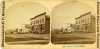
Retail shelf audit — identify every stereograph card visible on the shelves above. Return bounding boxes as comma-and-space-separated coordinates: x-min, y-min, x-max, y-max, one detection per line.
0, 0, 100, 49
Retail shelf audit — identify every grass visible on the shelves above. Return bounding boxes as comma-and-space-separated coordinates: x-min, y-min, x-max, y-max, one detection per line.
5, 37, 48, 42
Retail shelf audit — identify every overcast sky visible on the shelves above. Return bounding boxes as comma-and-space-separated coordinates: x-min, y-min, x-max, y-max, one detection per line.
5, 0, 96, 30
51, 1, 94, 29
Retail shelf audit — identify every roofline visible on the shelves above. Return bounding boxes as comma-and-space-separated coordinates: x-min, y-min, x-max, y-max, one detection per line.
30, 12, 46, 20
75, 11, 91, 19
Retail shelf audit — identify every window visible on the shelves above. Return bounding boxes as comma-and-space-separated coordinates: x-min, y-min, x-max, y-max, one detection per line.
42, 18, 45, 23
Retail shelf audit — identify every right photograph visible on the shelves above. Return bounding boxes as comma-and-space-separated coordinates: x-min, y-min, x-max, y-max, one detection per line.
51, 0, 96, 44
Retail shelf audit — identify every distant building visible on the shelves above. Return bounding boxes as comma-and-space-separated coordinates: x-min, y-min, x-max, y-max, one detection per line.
63, 24, 76, 32
16, 25, 30, 34
75, 12, 96, 33
30, 12, 50, 34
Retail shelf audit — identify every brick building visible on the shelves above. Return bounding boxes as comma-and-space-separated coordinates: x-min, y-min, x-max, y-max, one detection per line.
75, 12, 96, 33
30, 12, 50, 34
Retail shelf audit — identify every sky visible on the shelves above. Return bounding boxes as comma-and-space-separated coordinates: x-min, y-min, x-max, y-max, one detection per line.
5, 0, 96, 30
51, 1, 94, 29
5, 1, 47, 30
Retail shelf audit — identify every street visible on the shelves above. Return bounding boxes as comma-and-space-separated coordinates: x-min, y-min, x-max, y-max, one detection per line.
5, 33, 50, 44
51, 32, 96, 44
5, 32, 96, 44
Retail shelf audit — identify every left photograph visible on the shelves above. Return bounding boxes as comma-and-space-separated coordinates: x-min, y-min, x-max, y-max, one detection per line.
4, 1, 50, 44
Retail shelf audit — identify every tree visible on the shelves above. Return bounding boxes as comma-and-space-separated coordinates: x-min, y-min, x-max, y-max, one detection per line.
24, 24, 32, 33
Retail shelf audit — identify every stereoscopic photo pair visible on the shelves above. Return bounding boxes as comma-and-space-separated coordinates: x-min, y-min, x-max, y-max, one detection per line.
2, 0, 97, 45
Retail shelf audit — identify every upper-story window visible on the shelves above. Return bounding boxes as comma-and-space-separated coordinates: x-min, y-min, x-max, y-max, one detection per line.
38, 20, 39, 24
40, 18, 42, 24
33, 20, 35, 25
81, 19, 84, 23
35, 20, 37, 24
39, 19, 41, 24
42, 18, 45, 22
76, 21, 78, 24
36, 20, 39, 24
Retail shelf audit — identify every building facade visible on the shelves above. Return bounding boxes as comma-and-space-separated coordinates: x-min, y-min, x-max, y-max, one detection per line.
16, 25, 30, 34
63, 24, 76, 32
30, 12, 50, 34
75, 12, 96, 33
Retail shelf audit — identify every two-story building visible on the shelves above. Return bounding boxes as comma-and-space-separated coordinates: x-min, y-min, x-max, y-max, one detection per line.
30, 12, 50, 34
75, 12, 96, 33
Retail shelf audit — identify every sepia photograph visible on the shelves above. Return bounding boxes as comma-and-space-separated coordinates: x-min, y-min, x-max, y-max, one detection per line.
5, 1, 50, 44
3, 0, 98, 49
51, 0, 96, 44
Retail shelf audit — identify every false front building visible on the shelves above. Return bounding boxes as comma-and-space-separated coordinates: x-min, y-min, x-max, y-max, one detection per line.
30, 12, 50, 34
75, 12, 96, 33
